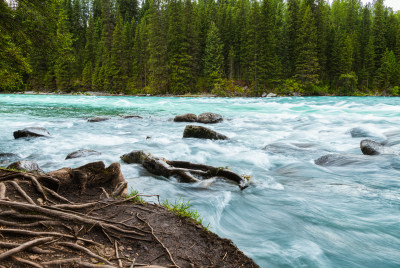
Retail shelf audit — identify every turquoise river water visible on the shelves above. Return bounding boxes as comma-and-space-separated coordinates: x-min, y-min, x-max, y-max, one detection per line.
1, 94, 400, 267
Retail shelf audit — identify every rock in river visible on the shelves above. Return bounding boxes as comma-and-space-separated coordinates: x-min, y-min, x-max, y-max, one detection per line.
183, 125, 228, 140
314, 154, 374, 167
197, 112, 223, 124
360, 139, 395, 155
65, 149, 102, 160
174, 113, 198, 122
7, 160, 44, 173
349, 127, 387, 143
87, 116, 110, 122
13, 127, 51, 139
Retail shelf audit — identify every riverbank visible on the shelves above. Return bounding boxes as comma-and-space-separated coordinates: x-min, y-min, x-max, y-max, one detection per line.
3, 89, 395, 97
0, 162, 259, 267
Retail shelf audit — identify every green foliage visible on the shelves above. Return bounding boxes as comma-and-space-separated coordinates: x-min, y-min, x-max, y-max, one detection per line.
338, 72, 358, 95
0, 0, 399, 96
125, 188, 144, 203
162, 197, 208, 229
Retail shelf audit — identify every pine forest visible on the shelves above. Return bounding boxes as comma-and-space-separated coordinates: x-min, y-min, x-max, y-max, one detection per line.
1, 0, 400, 96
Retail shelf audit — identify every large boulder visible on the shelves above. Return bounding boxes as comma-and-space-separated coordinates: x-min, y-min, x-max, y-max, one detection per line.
65, 149, 102, 160
87, 116, 110, 122
174, 113, 198, 122
7, 160, 44, 174
360, 139, 395, 155
13, 127, 51, 139
197, 113, 223, 124
183, 125, 228, 140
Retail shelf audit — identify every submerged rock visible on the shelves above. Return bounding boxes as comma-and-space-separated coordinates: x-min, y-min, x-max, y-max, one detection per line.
197, 112, 223, 124
0, 153, 20, 165
349, 127, 387, 143
7, 160, 44, 173
183, 125, 228, 140
314, 154, 374, 167
360, 139, 395, 155
87, 116, 110, 122
0, 153, 19, 160
13, 127, 51, 139
174, 113, 198, 122
65, 149, 102, 160
119, 115, 143, 119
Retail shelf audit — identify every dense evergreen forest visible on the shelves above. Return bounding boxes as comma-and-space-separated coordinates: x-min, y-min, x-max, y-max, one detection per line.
1, 0, 399, 96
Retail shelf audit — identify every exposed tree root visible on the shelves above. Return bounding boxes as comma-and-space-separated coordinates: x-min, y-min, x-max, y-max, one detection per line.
136, 213, 180, 268
120, 150, 249, 189
0, 237, 54, 261
0, 162, 258, 268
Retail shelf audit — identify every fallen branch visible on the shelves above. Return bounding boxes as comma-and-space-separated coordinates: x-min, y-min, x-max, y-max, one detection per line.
0, 236, 53, 261
120, 150, 249, 189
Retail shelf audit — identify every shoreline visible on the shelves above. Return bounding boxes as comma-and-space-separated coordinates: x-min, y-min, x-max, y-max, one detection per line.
1, 90, 394, 98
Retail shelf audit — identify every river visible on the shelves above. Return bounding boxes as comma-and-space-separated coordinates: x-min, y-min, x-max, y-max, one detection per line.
1, 94, 400, 267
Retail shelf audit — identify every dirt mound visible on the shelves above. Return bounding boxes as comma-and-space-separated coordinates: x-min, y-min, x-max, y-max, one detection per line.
0, 162, 258, 267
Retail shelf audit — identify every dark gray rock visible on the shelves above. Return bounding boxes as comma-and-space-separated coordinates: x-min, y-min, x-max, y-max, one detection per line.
65, 149, 102, 160
360, 139, 395, 155
197, 113, 223, 124
0, 153, 20, 165
349, 127, 387, 143
87, 116, 110, 122
7, 160, 43, 173
314, 154, 374, 167
13, 127, 50, 139
174, 113, 198, 122
183, 125, 228, 140
119, 115, 143, 119
0, 153, 19, 159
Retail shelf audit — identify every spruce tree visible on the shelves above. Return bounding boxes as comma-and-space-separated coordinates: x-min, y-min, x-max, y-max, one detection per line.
147, 0, 168, 94
204, 22, 224, 92
54, 10, 76, 91
295, 5, 320, 88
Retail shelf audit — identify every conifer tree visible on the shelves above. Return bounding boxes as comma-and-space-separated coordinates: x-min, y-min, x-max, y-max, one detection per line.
295, 5, 320, 87
147, 0, 168, 94
54, 10, 76, 91
109, 11, 127, 92
204, 22, 224, 92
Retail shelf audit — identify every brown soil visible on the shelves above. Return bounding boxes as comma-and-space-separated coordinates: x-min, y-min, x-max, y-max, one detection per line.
0, 163, 259, 268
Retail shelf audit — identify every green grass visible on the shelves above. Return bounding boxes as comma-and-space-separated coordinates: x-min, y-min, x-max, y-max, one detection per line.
162, 197, 209, 230
124, 188, 144, 203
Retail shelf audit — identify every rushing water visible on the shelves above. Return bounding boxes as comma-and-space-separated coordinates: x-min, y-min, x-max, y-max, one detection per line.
1, 94, 400, 267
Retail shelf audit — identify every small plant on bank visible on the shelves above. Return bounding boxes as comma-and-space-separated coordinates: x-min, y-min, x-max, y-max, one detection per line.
125, 188, 144, 203
162, 197, 209, 230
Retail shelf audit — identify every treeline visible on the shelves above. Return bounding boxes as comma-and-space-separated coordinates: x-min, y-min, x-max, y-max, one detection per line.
1, 0, 400, 96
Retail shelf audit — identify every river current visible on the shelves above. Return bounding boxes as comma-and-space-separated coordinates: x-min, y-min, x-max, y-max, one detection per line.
0, 94, 399, 267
